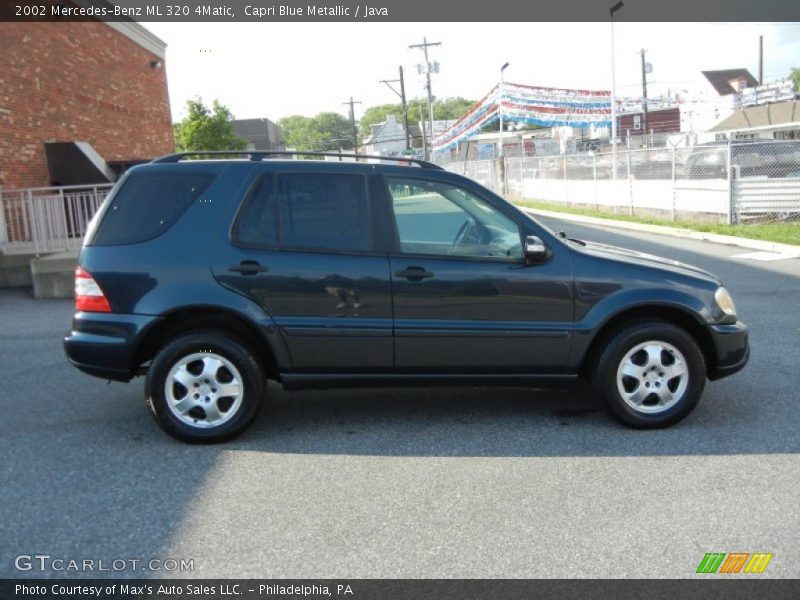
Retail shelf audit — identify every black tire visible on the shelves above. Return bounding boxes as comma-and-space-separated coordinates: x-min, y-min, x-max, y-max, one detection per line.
590, 319, 706, 429
145, 331, 265, 443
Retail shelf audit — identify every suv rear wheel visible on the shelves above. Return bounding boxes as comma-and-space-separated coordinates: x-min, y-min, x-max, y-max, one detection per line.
146, 332, 264, 443
591, 320, 706, 428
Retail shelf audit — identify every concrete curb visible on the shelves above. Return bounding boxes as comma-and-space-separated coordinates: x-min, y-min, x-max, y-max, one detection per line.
519, 207, 800, 256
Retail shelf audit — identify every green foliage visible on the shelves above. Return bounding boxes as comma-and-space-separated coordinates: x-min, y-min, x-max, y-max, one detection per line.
360, 103, 402, 137
432, 97, 478, 120
790, 67, 800, 91
279, 112, 355, 152
173, 98, 247, 152
360, 97, 476, 138
274, 98, 475, 153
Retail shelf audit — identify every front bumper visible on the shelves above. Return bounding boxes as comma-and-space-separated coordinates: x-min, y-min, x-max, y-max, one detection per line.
707, 320, 749, 381
64, 312, 162, 382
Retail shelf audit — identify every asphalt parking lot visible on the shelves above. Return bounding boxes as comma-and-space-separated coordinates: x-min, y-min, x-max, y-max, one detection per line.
1, 217, 799, 579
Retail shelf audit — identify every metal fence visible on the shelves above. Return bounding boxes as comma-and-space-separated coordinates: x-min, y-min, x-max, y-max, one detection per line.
440, 140, 800, 224
0, 184, 113, 255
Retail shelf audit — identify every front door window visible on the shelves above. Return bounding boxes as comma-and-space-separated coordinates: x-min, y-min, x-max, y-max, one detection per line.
386, 178, 523, 260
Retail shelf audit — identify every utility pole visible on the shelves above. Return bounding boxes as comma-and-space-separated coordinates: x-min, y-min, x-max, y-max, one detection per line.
398, 66, 410, 150
343, 97, 362, 155
499, 62, 510, 158
609, 1, 624, 179
758, 35, 763, 85
418, 104, 428, 159
410, 37, 441, 159
380, 66, 411, 150
640, 49, 649, 147
498, 62, 510, 198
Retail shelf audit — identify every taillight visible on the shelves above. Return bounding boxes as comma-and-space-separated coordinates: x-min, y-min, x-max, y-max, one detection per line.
75, 267, 112, 313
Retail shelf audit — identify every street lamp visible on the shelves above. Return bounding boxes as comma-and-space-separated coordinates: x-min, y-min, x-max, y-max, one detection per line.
609, 1, 624, 179
499, 62, 510, 158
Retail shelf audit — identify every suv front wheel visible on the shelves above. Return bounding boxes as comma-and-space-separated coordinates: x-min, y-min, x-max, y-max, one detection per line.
591, 320, 706, 428
146, 332, 265, 443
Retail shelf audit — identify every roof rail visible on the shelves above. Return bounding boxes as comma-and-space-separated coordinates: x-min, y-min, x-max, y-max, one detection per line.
151, 150, 443, 170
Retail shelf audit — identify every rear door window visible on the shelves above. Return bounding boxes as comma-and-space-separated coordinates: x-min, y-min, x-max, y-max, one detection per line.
92, 171, 214, 246
278, 173, 370, 252
233, 172, 371, 253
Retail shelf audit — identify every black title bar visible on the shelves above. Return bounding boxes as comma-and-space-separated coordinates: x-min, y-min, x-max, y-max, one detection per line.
4, 579, 800, 600
2, 0, 800, 22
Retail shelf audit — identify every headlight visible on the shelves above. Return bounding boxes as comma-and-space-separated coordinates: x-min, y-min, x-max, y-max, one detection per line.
715, 286, 737, 317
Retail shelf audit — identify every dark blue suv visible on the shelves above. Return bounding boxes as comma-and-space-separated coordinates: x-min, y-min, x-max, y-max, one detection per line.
64, 152, 749, 442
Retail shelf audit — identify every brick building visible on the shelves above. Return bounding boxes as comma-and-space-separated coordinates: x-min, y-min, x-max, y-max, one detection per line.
0, 19, 173, 190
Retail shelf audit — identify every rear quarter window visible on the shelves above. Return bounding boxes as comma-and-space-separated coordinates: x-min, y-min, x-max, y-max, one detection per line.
91, 171, 214, 246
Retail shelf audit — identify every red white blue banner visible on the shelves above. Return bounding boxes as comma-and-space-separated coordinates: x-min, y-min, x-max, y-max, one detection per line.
431, 82, 612, 153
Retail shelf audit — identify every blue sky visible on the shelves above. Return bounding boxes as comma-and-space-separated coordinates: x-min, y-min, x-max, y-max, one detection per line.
143, 22, 800, 122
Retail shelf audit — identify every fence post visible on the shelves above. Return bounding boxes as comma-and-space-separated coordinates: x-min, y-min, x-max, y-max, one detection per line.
627, 151, 633, 216
28, 189, 40, 257
499, 156, 507, 197
58, 187, 72, 250
670, 147, 677, 221
726, 136, 735, 225
536, 157, 542, 201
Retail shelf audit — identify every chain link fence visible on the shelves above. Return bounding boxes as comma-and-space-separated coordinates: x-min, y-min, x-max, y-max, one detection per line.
440, 140, 800, 225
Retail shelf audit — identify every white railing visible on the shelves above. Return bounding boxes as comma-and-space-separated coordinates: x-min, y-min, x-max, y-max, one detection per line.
0, 184, 113, 255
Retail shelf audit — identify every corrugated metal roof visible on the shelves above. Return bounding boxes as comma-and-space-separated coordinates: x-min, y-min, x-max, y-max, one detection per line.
710, 100, 800, 132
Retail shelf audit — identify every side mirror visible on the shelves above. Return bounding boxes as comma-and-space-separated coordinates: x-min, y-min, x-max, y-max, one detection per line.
524, 235, 548, 260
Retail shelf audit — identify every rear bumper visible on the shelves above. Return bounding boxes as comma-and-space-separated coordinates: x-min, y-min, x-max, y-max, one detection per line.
64, 312, 162, 382
707, 321, 749, 381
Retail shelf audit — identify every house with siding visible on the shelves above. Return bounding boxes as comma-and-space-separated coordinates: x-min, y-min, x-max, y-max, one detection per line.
362, 115, 409, 156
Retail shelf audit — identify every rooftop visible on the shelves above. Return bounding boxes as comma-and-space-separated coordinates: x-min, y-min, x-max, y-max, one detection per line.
701, 69, 759, 96
710, 100, 800, 133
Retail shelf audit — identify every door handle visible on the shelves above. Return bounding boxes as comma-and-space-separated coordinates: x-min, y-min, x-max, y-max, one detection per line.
228, 261, 268, 275
395, 266, 434, 281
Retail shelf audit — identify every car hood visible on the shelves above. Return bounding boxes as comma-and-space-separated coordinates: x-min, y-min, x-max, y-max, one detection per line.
575, 239, 721, 285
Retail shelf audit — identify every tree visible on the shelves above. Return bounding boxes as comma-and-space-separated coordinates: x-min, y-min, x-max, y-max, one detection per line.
359, 103, 404, 137
279, 112, 354, 151
173, 98, 247, 152
432, 97, 478, 120
360, 97, 476, 139
790, 68, 800, 91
